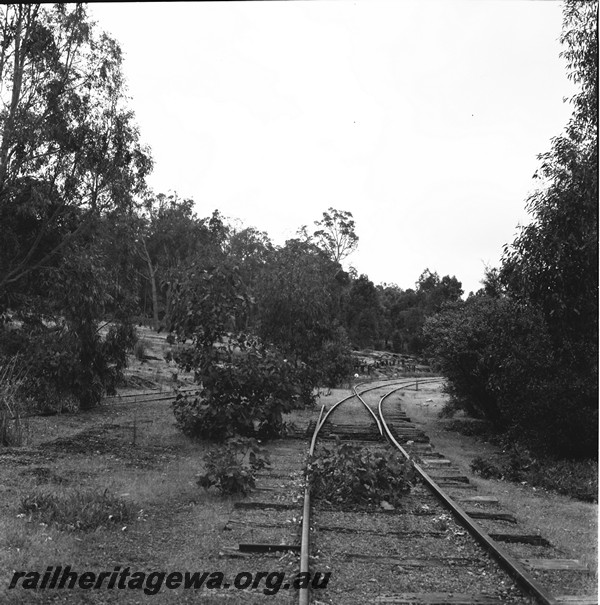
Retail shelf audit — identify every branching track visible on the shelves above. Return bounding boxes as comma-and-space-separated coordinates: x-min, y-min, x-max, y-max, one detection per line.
299, 379, 595, 605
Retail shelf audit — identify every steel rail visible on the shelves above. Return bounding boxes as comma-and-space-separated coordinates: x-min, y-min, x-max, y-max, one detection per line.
377, 386, 558, 605
103, 386, 196, 401
299, 404, 325, 605
351, 376, 442, 437
12, 388, 198, 421
299, 378, 440, 605
316, 377, 435, 437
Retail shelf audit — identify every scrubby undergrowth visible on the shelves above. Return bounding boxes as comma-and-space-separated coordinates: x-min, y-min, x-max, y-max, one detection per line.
470, 449, 597, 503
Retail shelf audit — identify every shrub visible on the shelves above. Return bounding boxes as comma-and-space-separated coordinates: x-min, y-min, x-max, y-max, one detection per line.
470, 456, 503, 480
0, 321, 135, 413
424, 295, 598, 458
19, 488, 134, 531
197, 438, 270, 496
526, 458, 597, 503
314, 328, 354, 389
169, 261, 315, 439
172, 335, 310, 440
308, 440, 417, 507
470, 449, 598, 502
471, 447, 534, 482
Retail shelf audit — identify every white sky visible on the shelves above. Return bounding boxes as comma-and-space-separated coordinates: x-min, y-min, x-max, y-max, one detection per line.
91, 1, 576, 295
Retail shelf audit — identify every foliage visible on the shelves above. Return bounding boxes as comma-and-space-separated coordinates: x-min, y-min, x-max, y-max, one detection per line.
426, 3, 597, 458
311, 207, 359, 263
470, 449, 597, 503
345, 274, 382, 348
308, 440, 417, 507
254, 238, 353, 391
377, 271, 462, 354
19, 488, 134, 531
50, 244, 137, 409
196, 438, 270, 496
169, 259, 250, 347
314, 327, 354, 388
255, 239, 344, 361
500, 1, 598, 451
525, 457, 597, 503
0, 5, 147, 412
227, 226, 273, 290
0, 317, 135, 413
0, 4, 151, 301
424, 296, 548, 426
424, 294, 597, 456
172, 335, 309, 440
169, 256, 315, 441
416, 270, 463, 313
135, 194, 222, 329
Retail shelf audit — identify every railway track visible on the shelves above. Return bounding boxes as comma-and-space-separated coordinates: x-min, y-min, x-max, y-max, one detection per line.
297, 379, 596, 605
136, 378, 595, 603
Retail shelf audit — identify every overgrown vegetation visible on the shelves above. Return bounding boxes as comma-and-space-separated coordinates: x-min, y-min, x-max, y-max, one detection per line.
470, 449, 597, 503
0, 319, 136, 414
172, 335, 309, 440
196, 438, 270, 496
425, 1, 598, 459
19, 488, 134, 532
308, 441, 417, 507
167, 260, 315, 440
0, 4, 147, 414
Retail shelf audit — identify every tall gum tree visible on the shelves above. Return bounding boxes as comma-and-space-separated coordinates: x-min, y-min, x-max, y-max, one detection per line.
0, 4, 152, 305
501, 0, 598, 374
312, 207, 359, 264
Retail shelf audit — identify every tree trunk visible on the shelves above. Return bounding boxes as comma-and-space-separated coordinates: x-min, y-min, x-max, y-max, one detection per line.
141, 237, 160, 331
163, 281, 173, 331
0, 6, 24, 192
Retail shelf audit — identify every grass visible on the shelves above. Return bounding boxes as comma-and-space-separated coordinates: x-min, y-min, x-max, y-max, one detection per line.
0, 328, 307, 604
19, 487, 134, 532
0, 398, 237, 603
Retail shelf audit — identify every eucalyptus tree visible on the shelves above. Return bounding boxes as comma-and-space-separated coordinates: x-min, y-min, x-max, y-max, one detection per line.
0, 4, 151, 410
500, 0, 598, 451
312, 207, 359, 264
135, 193, 222, 330
426, 1, 598, 457
0, 3, 152, 304
502, 0, 598, 356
